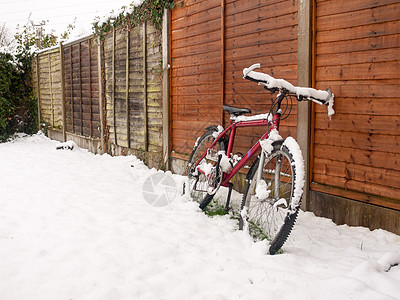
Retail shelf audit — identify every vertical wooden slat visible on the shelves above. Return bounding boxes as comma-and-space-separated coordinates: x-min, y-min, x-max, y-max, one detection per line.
97, 37, 105, 154
88, 39, 93, 137
70, 46, 74, 133
126, 30, 131, 149
163, 8, 171, 169
35, 55, 41, 129
48, 53, 54, 128
143, 22, 148, 151
79, 42, 83, 136
297, 0, 313, 211
220, 0, 225, 126
112, 27, 117, 145
60, 42, 67, 141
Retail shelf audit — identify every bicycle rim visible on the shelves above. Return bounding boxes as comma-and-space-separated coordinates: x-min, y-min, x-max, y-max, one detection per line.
241, 145, 299, 254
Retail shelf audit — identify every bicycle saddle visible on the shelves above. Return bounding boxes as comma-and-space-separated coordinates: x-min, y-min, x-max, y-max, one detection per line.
223, 105, 251, 117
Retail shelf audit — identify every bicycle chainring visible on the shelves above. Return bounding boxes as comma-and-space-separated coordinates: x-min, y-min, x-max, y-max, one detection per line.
207, 166, 223, 195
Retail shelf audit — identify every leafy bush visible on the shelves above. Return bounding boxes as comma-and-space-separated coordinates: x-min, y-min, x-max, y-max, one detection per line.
0, 20, 63, 142
0, 51, 37, 142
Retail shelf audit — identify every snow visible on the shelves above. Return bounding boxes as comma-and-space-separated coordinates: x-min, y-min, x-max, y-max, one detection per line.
1, 134, 400, 299
212, 125, 224, 139
218, 151, 233, 172
282, 137, 305, 211
259, 129, 282, 155
233, 113, 273, 122
243, 64, 335, 118
95, 0, 146, 28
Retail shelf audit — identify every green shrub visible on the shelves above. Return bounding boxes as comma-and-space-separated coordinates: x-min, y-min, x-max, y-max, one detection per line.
0, 52, 37, 142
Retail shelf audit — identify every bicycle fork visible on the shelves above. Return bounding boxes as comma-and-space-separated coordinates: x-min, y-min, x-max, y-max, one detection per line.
256, 149, 282, 201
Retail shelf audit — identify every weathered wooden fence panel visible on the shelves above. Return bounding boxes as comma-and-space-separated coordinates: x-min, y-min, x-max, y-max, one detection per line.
170, 0, 298, 158
64, 37, 101, 139
104, 24, 163, 155
311, 0, 400, 209
170, 0, 222, 156
33, 49, 63, 131
33, 24, 163, 163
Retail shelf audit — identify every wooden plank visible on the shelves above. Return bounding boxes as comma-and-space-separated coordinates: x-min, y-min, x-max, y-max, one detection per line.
316, 61, 400, 81
172, 4, 221, 30
36, 56, 41, 128
60, 43, 66, 141
171, 0, 220, 21
310, 182, 400, 211
225, 1, 297, 29
316, 19, 400, 44
172, 50, 221, 69
317, 2, 400, 32
48, 53, 54, 128
126, 30, 131, 149
314, 97, 400, 116
172, 38, 220, 59
112, 27, 117, 145
314, 80, 400, 98
171, 18, 220, 41
316, 47, 400, 67
225, 26, 298, 50
70, 46, 74, 133
314, 144, 400, 171
79, 43, 83, 135
316, 33, 400, 55
314, 129, 400, 154
171, 28, 220, 51
313, 158, 400, 189
315, 113, 400, 135
143, 22, 148, 151
88, 39, 93, 137
317, 0, 400, 17
221, 0, 225, 126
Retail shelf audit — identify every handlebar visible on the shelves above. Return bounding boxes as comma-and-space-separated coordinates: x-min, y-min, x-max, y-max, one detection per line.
243, 63, 334, 107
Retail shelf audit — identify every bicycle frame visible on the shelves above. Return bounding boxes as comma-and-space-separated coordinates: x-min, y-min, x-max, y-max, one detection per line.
194, 93, 285, 188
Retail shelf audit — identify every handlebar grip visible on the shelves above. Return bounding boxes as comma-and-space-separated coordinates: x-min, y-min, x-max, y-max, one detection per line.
243, 63, 261, 78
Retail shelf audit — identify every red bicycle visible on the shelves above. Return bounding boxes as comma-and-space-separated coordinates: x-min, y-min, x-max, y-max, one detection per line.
185, 63, 334, 254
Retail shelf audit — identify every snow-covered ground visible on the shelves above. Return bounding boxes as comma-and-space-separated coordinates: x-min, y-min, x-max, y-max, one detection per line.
0, 134, 399, 300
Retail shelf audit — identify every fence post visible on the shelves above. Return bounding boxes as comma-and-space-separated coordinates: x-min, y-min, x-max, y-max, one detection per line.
220, 0, 225, 126
48, 52, 54, 128
126, 30, 131, 149
69, 45, 74, 133
112, 27, 117, 146
162, 8, 170, 169
97, 36, 105, 154
60, 42, 67, 142
78, 42, 83, 136
88, 39, 93, 137
143, 22, 148, 152
35, 55, 41, 130
297, 0, 313, 211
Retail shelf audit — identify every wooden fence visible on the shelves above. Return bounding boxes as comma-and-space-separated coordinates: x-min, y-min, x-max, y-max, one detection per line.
168, 0, 400, 234
170, 0, 298, 158
32, 4, 400, 234
32, 23, 165, 167
32, 48, 64, 132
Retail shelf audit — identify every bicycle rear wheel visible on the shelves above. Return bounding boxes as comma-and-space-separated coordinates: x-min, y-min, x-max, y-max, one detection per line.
186, 127, 226, 204
240, 138, 304, 255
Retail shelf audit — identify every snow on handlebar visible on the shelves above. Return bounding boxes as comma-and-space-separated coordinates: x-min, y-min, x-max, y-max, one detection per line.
243, 63, 335, 119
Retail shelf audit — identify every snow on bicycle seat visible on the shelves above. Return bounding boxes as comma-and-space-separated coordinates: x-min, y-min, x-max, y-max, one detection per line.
223, 105, 251, 117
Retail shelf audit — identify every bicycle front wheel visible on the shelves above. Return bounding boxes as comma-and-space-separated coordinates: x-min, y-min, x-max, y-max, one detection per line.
240, 137, 304, 255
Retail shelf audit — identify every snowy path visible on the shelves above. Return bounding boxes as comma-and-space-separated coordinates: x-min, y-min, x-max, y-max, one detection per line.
0, 134, 399, 300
